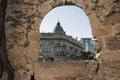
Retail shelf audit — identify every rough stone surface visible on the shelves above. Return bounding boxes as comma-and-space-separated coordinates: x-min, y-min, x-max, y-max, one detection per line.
101, 52, 120, 69
0, 0, 119, 80
106, 35, 120, 51
34, 61, 98, 80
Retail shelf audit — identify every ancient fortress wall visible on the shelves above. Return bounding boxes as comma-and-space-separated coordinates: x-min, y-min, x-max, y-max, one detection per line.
0, 0, 120, 80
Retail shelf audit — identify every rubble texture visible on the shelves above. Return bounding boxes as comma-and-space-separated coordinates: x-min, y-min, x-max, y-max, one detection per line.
0, 0, 120, 80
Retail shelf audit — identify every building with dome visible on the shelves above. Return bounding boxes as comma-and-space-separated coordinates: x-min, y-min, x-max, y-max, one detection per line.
39, 21, 83, 61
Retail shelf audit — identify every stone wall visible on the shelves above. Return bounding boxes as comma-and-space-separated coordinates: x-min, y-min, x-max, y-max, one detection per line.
34, 61, 98, 80
0, 0, 120, 80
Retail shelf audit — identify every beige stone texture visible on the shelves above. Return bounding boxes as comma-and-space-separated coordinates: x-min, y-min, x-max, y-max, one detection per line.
115, 23, 120, 35
0, 0, 119, 80
34, 61, 98, 80
106, 35, 120, 51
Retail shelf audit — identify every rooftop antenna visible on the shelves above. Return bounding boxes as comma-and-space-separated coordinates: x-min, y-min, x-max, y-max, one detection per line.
65, 0, 67, 3
58, 17, 60, 22
65, 0, 68, 5
57, 17, 60, 25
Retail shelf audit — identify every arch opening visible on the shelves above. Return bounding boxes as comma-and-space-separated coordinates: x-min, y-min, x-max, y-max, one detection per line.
39, 5, 95, 62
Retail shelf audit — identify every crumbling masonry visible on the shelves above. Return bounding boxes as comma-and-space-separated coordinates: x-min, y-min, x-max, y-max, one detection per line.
0, 0, 120, 80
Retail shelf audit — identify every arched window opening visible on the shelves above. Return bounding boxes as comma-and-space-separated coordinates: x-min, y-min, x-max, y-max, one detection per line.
39, 5, 95, 62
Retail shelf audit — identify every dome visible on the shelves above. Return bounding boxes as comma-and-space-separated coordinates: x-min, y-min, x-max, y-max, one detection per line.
54, 21, 65, 33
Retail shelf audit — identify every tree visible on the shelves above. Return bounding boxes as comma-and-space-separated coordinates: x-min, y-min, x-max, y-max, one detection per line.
75, 50, 94, 60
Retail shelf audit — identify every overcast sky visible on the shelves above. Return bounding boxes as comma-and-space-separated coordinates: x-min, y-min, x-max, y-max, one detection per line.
39, 5, 93, 40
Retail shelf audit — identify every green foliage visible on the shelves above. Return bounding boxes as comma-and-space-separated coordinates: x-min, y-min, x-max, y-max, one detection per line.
38, 54, 54, 61
39, 50, 94, 62
75, 50, 94, 60
38, 55, 46, 61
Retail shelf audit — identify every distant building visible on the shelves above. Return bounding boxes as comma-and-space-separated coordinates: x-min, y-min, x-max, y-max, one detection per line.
80, 38, 95, 56
39, 21, 83, 61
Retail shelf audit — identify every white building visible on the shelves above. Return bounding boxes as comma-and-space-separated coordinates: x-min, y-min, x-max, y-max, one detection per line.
80, 38, 95, 56
40, 21, 83, 61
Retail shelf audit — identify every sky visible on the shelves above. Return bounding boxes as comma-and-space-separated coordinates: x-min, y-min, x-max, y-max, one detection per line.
39, 5, 93, 40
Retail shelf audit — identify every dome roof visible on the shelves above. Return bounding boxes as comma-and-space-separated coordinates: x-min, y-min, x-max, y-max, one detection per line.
54, 21, 65, 33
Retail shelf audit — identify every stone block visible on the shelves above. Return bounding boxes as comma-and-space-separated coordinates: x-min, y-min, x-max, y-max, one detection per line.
94, 37, 103, 53
89, 13, 100, 28
93, 24, 113, 37
106, 13, 120, 25
106, 35, 120, 51
96, 64, 120, 80
28, 30, 39, 42
25, 42, 39, 62
34, 61, 98, 80
115, 23, 120, 35
101, 52, 120, 69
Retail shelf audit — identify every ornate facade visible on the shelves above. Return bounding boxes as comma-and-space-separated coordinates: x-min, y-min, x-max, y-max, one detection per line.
40, 21, 83, 61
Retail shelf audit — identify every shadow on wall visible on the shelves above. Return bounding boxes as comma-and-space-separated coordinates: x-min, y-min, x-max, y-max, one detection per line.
0, 0, 14, 80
